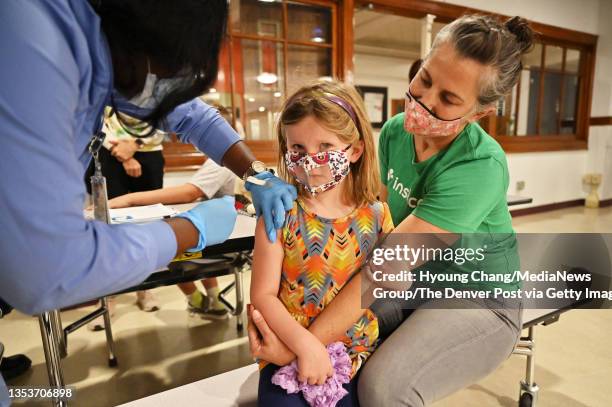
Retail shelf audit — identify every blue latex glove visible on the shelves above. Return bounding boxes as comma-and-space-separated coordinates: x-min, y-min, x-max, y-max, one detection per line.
176, 196, 237, 252
244, 171, 297, 243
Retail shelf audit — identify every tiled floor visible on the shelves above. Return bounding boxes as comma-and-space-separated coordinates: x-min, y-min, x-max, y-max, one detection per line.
2, 205, 611, 406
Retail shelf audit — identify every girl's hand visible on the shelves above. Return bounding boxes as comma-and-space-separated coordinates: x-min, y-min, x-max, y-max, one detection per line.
296, 336, 333, 385
247, 305, 295, 366
123, 158, 142, 178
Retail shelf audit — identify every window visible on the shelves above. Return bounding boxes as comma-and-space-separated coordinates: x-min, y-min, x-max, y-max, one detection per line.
491, 43, 583, 138
352, 0, 597, 153
165, 0, 598, 170
165, 0, 338, 170
229, 0, 334, 146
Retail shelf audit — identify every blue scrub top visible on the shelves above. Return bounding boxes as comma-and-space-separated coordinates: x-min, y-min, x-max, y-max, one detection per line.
0, 1, 240, 402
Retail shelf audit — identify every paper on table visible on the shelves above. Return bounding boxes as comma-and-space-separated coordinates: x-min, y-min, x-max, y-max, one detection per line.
108, 204, 178, 224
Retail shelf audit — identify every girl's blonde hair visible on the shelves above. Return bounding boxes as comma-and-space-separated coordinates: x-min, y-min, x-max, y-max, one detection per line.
277, 80, 380, 207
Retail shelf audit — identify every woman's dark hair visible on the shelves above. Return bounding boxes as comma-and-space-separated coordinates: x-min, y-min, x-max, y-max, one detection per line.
430, 15, 535, 108
91, 0, 228, 132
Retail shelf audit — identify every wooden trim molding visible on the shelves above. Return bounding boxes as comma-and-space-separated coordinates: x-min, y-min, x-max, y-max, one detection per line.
494, 135, 588, 153
600, 198, 612, 208
511, 198, 612, 216
163, 139, 280, 171
162, 141, 205, 172
510, 199, 584, 216
244, 140, 279, 166
339, 0, 355, 80
590, 116, 612, 126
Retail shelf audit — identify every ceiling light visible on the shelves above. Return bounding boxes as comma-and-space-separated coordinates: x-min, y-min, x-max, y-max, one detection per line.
310, 27, 325, 43
256, 72, 278, 85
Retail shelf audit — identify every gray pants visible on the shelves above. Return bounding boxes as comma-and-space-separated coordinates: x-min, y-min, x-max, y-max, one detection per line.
358, 298, 522, 406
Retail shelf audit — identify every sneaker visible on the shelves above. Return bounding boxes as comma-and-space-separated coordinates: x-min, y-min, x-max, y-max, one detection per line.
188, 294, 229, 320
136, 290, 160, 312
1, 354, 32, 381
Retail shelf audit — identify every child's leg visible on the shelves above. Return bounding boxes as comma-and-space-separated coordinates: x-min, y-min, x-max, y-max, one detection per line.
136, 290, 159, 312
178, 281, 228, 319
201, 278, 225, 310
258, 364, 360, 407
177, 282, 197, 295
201, 278, 217, 289
338, 374, 360, 407
258, 364, 309, 407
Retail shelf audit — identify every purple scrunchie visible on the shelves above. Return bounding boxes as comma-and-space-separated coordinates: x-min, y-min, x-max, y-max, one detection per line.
271, 342, 352, 407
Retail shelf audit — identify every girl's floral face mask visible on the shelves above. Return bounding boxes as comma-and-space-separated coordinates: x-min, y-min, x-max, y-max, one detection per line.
285, 145, 351, 195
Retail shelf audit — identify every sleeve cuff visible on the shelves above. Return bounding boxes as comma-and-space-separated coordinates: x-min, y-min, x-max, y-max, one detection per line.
411, 209, 466, 233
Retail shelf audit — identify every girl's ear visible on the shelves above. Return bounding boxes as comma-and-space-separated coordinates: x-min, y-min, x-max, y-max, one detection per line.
349, 140, 365, 163
469, 105, 496, 123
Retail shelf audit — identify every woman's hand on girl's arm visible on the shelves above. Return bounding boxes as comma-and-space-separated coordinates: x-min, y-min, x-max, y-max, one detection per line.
247, 304, 332, 384
249, 302, 332, 385
247, 304, 296, 366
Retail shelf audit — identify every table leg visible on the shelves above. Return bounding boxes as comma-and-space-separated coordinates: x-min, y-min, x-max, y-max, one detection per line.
234, 265, 245, 331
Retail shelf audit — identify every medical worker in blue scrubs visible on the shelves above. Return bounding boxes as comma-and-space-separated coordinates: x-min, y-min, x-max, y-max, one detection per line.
0, 1, 296, 403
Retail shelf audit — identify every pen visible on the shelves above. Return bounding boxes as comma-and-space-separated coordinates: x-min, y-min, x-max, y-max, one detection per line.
111, 215, 134, 222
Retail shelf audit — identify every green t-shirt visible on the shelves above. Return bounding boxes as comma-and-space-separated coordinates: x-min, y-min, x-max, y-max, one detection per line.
379, 113, 519, 292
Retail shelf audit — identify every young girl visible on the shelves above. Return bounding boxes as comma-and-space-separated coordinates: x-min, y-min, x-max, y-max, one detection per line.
250, 81, 394, 406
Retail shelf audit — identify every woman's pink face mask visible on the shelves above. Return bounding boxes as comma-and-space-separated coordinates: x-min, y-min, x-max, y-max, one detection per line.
403, 89, 469, 137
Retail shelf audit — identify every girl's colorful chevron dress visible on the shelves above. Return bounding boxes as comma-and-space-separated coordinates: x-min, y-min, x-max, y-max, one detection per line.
279, 198, 394, 376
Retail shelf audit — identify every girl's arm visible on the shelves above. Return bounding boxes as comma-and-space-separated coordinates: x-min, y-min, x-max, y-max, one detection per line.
251, 217, 332, 384
250, 218, 322, 355
108, 184, 204, 208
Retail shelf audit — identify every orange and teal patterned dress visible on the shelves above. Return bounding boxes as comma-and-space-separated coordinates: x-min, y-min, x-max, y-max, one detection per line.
279, 198, 394, 377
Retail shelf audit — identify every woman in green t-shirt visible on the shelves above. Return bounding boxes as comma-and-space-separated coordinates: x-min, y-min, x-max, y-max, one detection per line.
247, 14, 534, 407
